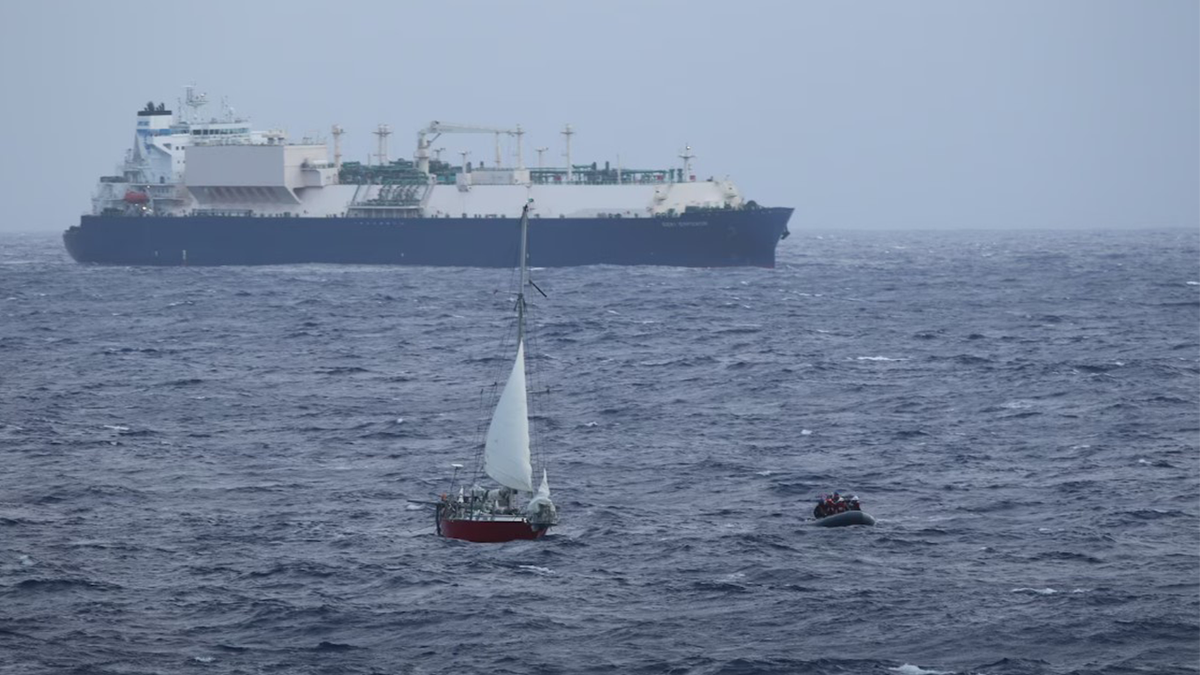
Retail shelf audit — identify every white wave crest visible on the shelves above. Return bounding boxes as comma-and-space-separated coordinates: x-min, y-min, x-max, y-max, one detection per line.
1012, 587, 1058, 595
890, 665, 954, 675
1001, 399, 1035, 410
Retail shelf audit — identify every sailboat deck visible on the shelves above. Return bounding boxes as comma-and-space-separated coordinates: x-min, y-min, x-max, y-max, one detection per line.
445, 512, 531, 523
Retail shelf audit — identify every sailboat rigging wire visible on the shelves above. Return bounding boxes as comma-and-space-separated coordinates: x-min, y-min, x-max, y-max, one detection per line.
468, 224, 526, 486
470, 382, 496, 482
523, 291, 552, 481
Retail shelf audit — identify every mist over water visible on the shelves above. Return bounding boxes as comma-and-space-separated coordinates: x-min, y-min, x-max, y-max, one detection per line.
1, 229, 1198, 674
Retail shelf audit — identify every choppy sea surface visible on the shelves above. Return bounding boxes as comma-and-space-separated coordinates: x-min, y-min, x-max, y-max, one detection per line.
1, 228, 1198, 675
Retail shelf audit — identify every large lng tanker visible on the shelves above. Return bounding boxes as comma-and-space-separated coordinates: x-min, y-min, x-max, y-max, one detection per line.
64, 88, 792, 267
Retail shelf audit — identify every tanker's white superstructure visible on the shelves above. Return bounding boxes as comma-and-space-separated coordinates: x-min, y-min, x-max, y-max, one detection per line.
91, 89, 747, 220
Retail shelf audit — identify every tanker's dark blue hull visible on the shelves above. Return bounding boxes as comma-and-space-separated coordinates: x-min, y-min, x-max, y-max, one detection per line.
63, 208, 792, 267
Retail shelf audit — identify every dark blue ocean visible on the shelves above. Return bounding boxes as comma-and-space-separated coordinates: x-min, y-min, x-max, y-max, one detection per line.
1, 228, 1197, 675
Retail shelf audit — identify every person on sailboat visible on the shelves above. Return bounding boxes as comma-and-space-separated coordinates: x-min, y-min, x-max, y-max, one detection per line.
492, 487, 517, 514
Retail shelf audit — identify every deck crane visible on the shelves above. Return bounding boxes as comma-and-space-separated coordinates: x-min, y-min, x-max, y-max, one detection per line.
416, 121, 524, 175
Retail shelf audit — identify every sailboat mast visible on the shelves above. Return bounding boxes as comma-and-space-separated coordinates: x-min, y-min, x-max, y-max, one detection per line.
517, 202, 529, 346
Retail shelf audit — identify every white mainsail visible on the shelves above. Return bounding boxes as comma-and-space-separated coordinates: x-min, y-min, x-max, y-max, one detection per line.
484, 340, 534, 492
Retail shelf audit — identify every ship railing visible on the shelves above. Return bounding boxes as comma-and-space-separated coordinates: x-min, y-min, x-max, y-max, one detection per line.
193, 208, 255, 217
345, 203, 423, 217
528, 168, 685, 186
146, 186, 186, 200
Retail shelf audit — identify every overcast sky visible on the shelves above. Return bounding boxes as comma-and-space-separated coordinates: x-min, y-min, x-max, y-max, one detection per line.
0, 0, 1195, 233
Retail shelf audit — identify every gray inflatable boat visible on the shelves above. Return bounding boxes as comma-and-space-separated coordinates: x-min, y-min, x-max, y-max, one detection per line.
812, 510, 876, 527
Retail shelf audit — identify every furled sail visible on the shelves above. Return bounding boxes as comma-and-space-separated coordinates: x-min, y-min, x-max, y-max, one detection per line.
526, 469, 554, 517
484, 340, 533, 492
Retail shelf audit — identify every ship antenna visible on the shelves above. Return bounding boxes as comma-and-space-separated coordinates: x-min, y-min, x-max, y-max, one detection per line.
515, 124, 525, 170
332, 125, 345, 171
679, 144, 695, 182
373, 124, 392, 166
561, 124, 574, 182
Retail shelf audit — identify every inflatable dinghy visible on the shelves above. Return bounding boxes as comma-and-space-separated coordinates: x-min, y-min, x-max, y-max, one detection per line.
813, 510, 876, 527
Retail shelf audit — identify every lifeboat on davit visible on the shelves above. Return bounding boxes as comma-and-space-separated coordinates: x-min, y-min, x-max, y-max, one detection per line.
123, 190, 149, 204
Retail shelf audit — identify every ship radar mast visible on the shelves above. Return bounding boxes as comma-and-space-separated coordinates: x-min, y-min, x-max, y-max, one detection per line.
182, 85, 208, 124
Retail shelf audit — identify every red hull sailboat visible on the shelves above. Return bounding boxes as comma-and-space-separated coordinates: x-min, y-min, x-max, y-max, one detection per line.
436, 201, 558, 542
438, 515, 551, 543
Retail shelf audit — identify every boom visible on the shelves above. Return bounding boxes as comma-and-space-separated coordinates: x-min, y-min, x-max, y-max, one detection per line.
416, 121, 524, 174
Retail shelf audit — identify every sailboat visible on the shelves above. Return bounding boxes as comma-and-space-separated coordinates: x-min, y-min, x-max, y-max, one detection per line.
436, 201, 559, 542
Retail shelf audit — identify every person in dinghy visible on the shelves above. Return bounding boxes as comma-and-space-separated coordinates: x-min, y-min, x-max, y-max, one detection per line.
812, 491, 876, 527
